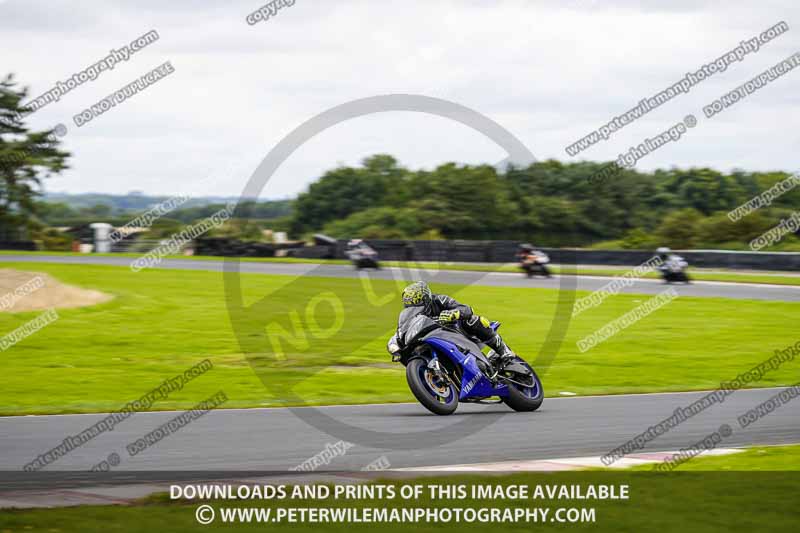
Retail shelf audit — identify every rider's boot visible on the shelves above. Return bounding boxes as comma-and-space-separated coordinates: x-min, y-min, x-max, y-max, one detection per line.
487, 334, 515, 367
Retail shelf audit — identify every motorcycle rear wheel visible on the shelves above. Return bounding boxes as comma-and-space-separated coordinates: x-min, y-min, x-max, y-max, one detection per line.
406, 358, 458, 415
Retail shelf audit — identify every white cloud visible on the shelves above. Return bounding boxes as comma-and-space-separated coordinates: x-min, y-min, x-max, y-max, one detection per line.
1, 0, 798, 198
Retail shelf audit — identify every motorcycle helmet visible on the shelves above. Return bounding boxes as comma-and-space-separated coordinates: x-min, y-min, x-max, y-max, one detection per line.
402, 281, 432, 308
656, 246, 671, 260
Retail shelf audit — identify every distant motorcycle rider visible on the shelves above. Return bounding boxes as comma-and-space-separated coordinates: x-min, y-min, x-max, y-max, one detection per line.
656, 247, 686, 267
400, 281, 516, 363
516, 243, 551, 278
655, 247, 690, 283
345, 239, 380, 269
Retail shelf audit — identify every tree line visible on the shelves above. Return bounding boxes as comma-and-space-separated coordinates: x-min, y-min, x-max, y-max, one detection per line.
289, 155, 800, 250
4, 71, 798, 251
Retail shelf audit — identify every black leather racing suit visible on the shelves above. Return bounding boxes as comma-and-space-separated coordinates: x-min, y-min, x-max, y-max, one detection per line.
423, 294, 512, 357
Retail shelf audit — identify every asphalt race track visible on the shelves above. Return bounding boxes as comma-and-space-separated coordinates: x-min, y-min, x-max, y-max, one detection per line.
0, 255, 798, 492
1, 388, 798, 475
1, 254, 799, 301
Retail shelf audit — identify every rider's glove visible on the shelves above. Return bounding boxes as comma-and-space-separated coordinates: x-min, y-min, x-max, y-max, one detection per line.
437, 309, 460, 323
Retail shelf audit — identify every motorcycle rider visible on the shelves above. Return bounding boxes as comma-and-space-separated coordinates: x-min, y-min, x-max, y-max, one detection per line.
400, 281, 516, 364
655, 247, 690, 283
515, 243, 535, 262
516, 243, 551, 278
345, 239, 380, 269
347, 238, 369, 252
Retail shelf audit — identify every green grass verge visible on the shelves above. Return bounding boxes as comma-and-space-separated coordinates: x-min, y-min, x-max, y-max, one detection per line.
620, 444, 800, 471
0, 261, 798, 415
1, 471, 797, 532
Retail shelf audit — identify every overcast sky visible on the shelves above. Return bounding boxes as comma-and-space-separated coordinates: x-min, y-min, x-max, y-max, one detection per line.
1, 0, 798, 199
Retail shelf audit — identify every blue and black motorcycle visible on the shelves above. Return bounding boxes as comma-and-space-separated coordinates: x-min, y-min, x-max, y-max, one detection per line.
387, 307, 543, 415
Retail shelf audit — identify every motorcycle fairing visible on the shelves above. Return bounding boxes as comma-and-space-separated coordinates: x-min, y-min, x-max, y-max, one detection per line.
422, 336, 510, 399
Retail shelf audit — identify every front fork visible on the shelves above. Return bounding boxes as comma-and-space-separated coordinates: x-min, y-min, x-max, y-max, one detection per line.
426, 356, 446, 381
426, 356, 460, 393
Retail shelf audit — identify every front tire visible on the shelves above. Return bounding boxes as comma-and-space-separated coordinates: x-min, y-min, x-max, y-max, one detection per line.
502, 360, 543, 412
406, 358, 458, 415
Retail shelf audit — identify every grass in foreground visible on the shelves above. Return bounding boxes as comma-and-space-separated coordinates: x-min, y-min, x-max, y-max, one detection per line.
0, 261, 798, 415
620, 444, 800, 471
1, 470, 797, 532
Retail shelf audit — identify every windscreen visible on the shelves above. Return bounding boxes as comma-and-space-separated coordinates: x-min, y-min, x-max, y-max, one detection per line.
396, 307, 439, 347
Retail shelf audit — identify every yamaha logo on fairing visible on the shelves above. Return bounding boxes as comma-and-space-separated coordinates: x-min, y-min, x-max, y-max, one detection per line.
462, 373, 482, 395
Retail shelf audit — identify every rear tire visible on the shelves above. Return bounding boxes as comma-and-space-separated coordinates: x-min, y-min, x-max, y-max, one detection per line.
502, 361, 543, 412
406, 358, 458, 415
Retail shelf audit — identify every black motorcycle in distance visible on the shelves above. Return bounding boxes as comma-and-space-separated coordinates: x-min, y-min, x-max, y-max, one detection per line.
345, 239, 380, 269
658, 255, 691, 284
517, 244, 552, 278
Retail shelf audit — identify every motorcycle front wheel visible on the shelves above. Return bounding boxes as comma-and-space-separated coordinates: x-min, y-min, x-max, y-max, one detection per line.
502, 359, 544, 412
406, 358, 459, 415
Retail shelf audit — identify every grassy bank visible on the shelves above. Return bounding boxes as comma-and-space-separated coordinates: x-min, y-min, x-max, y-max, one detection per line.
1, 469, 797, 532
623, 444, 800, 471
0, 261, 798, 415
